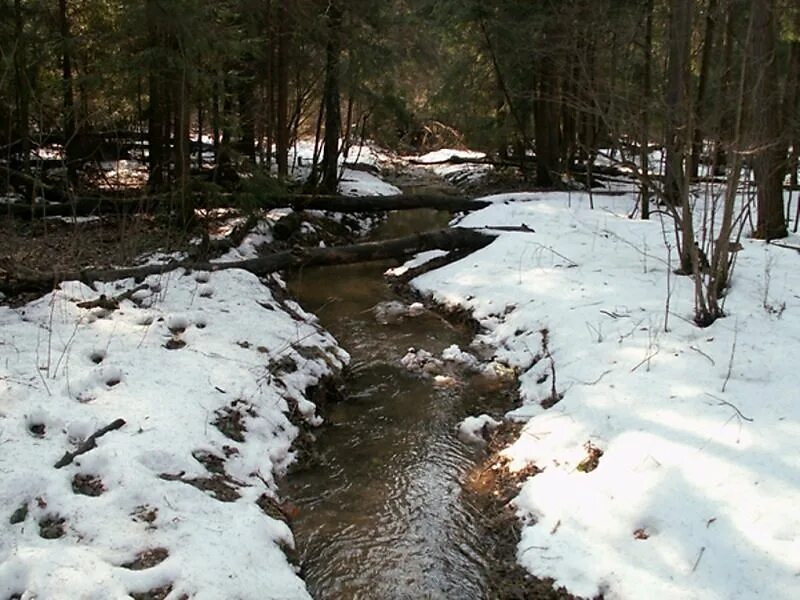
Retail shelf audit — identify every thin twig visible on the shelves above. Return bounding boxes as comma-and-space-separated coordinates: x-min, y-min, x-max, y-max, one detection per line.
76, 283, 149, 310
533, 243, 578, 268
631, 349, 660, 373
600, 309, 629, 319
721, 318, 738, 393
54, 418, 126, 468
691, 546, 706, 573
705, 393, 753, 422
665, 244, 672, 332
572, 369, 613, 386
689, 345, 715, 366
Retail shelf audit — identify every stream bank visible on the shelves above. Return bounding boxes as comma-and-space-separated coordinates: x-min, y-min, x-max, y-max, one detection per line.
282, 209, 574, 599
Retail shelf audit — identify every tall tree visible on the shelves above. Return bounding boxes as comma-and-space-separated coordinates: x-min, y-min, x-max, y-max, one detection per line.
320, 0, 343, 193
146, 0, 168, 191
59, 0, 78, 185
664, 0, 692, 208
750, 0, 787, 239
690, 0, 720, 178
275, 0, 290, 179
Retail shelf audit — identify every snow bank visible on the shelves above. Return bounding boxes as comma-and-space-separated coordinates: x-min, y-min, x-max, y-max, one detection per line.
0, 269, 348, 599
337, 169, 401, 197
410, 149, 491, 187
286, 139, 400, 196
412, 190, 800, 599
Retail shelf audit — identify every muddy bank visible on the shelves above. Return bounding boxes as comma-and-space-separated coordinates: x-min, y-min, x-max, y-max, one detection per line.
464, 423, 578, 599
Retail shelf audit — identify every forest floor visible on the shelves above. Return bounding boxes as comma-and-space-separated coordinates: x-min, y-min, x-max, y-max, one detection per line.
2, 148, 800, 599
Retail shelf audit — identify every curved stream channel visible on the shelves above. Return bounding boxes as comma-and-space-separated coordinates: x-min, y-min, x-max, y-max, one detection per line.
285, 210, 513, 599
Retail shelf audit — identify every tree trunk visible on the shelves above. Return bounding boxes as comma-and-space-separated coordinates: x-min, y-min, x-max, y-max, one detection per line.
320, 1, 343, 194
59, 0, 78, 185
664, 0, 692, 209
264, 0, 275, 169
217, 77, 234, 178
533, 51, 560, 187
238, 79, 256, 164
275, 0, 290, 178
175, 70, 192, 223
750, 0, 787, 240
690, 0, 719, 178
712, 6, 737, 175
196, 103, 204, 169
640, 0, 654, 220
146, 0, 167, 191
13, 0, 30, 174
212, 78, 221, 165
785, 13, 800, 192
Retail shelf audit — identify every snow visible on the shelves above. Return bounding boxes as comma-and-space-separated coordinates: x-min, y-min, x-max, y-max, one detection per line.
441, 344, 480, 370
413, 149, 486, 164
458, 414, 501, 445
286, 139, 401, 196
337, 169, 401, 197
95, 160, 148, 189
410, 148, 492, 187
43, 216, 103, 224
0, 268, 348, 599
412, 190, 800, 599
385, 249, 448, 277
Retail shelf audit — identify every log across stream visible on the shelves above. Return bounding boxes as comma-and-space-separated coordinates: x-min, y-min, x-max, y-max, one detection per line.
284, 210, 517, 599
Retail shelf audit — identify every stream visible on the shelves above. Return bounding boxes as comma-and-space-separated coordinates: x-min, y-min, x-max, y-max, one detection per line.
285, 210, 514, 599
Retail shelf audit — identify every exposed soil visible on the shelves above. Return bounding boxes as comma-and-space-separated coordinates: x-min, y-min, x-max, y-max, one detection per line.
130, 584, 175, 600
38, 514, 66, 539
121, 547, 170, 570
0, 213, 195, 306
72, 473, 105, 496
465, 424, 579, 600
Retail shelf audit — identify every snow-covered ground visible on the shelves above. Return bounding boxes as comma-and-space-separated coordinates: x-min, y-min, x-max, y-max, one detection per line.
0, 139, 397, 599
411, 190, 800, 599
287, 139, 402, 197
0, 269, 348, 598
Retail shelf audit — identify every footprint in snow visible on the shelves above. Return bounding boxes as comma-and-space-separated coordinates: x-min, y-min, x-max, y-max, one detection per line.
69, 366, 124, 402
166, 314, 189, 334
89, 349, 106, 364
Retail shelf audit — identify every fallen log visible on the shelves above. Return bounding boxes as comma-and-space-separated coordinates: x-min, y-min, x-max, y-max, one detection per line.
278, 193, 491, 213
1, 227, 497, 296
1, 166, 162, 218
2, 187, 489, 219
407, 155, 521, 169
1, 195, 160, 220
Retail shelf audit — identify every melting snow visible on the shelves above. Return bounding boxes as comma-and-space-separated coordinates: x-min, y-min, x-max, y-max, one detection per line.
412, 189, 800, 599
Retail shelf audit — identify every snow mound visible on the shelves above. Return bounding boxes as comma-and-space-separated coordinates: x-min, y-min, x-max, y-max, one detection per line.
458, 415, 502, 445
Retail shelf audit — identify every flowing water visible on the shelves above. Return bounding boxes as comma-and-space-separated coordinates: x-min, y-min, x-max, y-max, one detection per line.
286, 210, 510, 599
